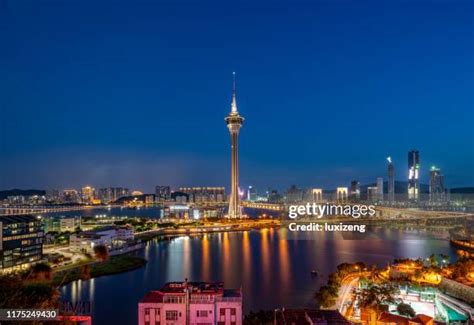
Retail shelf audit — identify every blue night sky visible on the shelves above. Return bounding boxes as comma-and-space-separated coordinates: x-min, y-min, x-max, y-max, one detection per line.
1, 0, 473, 193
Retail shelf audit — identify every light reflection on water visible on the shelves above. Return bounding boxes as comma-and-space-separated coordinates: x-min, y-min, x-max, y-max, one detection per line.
61, 227, 457, 325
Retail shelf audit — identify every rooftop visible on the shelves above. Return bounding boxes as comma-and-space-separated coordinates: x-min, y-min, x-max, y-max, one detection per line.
0, 214, 39, 224
140, 281, 241, 303
378, 312, 434, 325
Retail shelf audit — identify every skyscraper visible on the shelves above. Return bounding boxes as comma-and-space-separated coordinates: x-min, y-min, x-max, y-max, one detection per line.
247, 186, 257, 202
350, 180, 360, 200
408, 150, 420, 201
376, 177, 384, 201
225, 73, 244, 218
429, 166, 445, 202
387, 157, 395, 202
155, 186, 171, 201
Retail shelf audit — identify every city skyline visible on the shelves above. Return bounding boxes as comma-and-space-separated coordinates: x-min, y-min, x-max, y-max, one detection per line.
1, 1, 473, 191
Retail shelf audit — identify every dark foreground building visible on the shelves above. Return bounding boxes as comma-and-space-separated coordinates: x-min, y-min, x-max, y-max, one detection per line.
0, 215, 43, 273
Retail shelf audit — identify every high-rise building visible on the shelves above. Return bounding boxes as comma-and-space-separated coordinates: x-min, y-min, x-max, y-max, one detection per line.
81, 186, 95, 204
98, 187, 130, 203
0, 215, 44, 273
62, 189, 81, 204
225, 72, 244, 218
45, 189, 61, 204
387, 157, 395, 202
179, 187, 226, 203
286, 185, 304, 203
267, 189, 283, 203
155, 186, 171, 201
138, 281, 242, 325
350, 180, 360, 200
247, 186, 257, 202
336, 187, 348, 202
367, 186, 378, 202
429, 166, 445, 202
408, 150, 420, 201
376, 177, 384, 201
312, 188, 323, 202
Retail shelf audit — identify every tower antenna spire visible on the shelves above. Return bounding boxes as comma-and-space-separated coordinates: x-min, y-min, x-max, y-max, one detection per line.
231, 71, 237, 113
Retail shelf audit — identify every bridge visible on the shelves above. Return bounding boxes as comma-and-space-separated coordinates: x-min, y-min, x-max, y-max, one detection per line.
0, 205, 121, 216
241, 201, 473, 221
241, 201, 285, 211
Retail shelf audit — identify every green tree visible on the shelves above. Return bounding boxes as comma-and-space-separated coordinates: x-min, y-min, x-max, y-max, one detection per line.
396, 302, 416, 318
0, 274, 59, 309
93, 244, 109, 262
316, 285, 338, 308
27, 262, 52, 282
354, 282, 399, 317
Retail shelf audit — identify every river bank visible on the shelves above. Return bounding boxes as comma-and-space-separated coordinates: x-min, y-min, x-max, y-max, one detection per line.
53, 255, 147, 286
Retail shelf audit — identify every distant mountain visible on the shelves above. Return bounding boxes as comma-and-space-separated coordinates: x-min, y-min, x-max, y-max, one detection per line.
0, 189, 46, 200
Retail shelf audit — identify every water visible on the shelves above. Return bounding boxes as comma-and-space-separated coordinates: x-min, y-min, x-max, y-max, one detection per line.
43, 206, 164, 219
61, 226, 457, 325
42, 206, 280, 219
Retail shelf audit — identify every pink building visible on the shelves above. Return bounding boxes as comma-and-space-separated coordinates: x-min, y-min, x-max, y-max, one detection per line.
138, 281, 242, 325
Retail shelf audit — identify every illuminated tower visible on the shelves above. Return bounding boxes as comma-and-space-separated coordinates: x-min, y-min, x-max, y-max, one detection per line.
225, 72, 244, 218
387, 157, 395, 202
408, 150, 420, 201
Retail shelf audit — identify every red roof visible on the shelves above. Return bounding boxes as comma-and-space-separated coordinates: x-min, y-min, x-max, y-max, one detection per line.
140, 291, 164, 303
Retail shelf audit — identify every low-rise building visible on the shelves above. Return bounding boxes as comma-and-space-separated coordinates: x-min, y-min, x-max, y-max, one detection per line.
138, 281, 242, 325
69, 225, 135, 253
60, 216, 81, 232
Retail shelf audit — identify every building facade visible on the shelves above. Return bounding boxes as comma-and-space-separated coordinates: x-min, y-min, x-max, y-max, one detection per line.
376, 177, 384, 201
98, 187, 130, 204
138, 281, 242, 325
0, 215, 44, 273
429, 166, 445, 202
336, 187, 348, 202
387, 157, 395, 202
350, 180, 360, 201
247, 186, 257, 202
408, 150, 420, 201
155, 186, 171, 201
179, 187, 226, 204
69, 225, 134, 253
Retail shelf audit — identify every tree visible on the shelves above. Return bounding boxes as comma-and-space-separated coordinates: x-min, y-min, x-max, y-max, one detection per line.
243, 310, 274, 325
316, 285, 338, 308
93, 244, 109, 262
27, 262, 52, 282
354, 282, 399, 317
397, 302, 416, 318
0, 274, 59, 309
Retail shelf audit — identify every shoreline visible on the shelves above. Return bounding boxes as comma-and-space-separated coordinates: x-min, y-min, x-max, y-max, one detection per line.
53, 255, 147, 287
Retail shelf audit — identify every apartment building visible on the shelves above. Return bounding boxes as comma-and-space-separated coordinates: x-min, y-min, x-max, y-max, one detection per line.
138, 281, 242, 325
